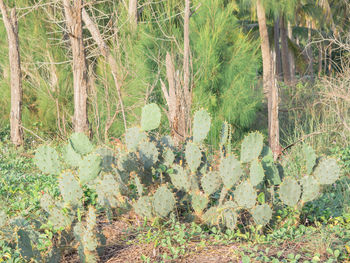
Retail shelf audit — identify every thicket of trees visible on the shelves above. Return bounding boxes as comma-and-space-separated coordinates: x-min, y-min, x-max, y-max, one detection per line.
0, 0, 349, 157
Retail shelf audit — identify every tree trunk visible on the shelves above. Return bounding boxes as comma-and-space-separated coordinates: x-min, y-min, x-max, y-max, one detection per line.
287, 21, 295, 83
256, 0, 279, 160
63, 0, 89, 134
128, 0, 137, 26
0, 1, 23, 146
328, 45, 332, 76
160, 0, 192, 146
274, 16, 282, 79
280, 15, 291, 85
82, 8, 127, 132
318, 43, 323, 77
307, 20, 314, 81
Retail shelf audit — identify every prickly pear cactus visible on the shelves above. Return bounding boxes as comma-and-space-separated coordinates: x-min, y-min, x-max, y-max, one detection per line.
201, 207, 220, 225
193, 109, 211, 143
125, 127, 147, 151
138, 141, 159, 170
300, 175, 320, 202
234, 181, 257, 209
79, 153, 102, 185
278, 177, 301, 207
141, 103, 161, 131
160, 135, 174, 148
240, 132, 263, 163
17, 229, 35, 261
134, 196, 153, 219
162, 147, 175, 166
58, 171, 83, 206
185, 142, 202, 172
96, 174, 123, 208
69, 133, 93, 155
220, 121, 229, 146
251, 204, 273, 226
64, 143, 83, 167
152, 186, 175, 218
302, 144, 316, 175
169, 165, 191, 192
261, 146, 281, 185
34, 145, 61, 175
96, 147, 115, 172
223, 208, 237, 230
201, 171, 222, 196
250, 159, 265, 186
219, 155, 242, 189
191, 191, 209, 214
82, 207, 98, 263
314, 158, 340, 185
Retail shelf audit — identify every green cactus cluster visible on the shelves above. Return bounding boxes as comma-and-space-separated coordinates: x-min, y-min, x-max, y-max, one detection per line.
6, 103, 341, 262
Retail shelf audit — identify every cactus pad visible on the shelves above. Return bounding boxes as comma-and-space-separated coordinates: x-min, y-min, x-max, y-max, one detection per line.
17, 229, 35, 261
261, 146, 281, 185
302, 144, 316, 175
64, 143, 83, 167
160, 135, 174, 148
96, 174, 122, 208
300, 175, 320, 202
314, 158, 340, 185
134, 196, 153, 219
201, 171, 222, 196
191, 192, 209, 214
220, 121, 229, 146
219, 155, 242, 189
125, 127, 147, 151
34, 145, 61, 175
139, 141, 159, 170
251, 204, 273, 226
278, 177, 301, 206
96, 147, 115, 172
193, 109, 211, 143
141, 103, 161, 131
162, 147, 175, 166
185, 142, 202, 172
152, 186, 175, 217
79, 153, 102, 185
201, 207, 219, 225
169, 165, 191, 192
234, 181, 257, 209
69, 133, 93, 155
250, 159, 265, 186
223, 208, 237, 230
58, 171, 83, 206
240, 132, 264, 163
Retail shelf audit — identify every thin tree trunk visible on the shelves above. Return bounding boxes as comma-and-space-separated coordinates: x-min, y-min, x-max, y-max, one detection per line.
182, 0, 191, 140
318, 43, 323, 77
128, 0, 137, 26
274, 16, 282, 79
287, 21, 295, 83
63, 0, 90, 134
256, 0, 279, 160
160, 0, 192, 146
328, 45, 332, 76
280, 15, 291, 85
307, 20, 314, 80
0, 1, 23, 146
82, 8, 127, 132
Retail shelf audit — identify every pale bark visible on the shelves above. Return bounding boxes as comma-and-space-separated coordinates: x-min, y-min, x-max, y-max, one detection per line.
256, 0, 279, 160
274, 16, 282, 79
0, 1, 23, 146
160, 0, 192, 145
82, 8, 127, 131
63, 0, 89, 134
307, 20, 314, 80
128, 0, 137, 26
287, 21, 295, 83
280, 15, 291, 85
